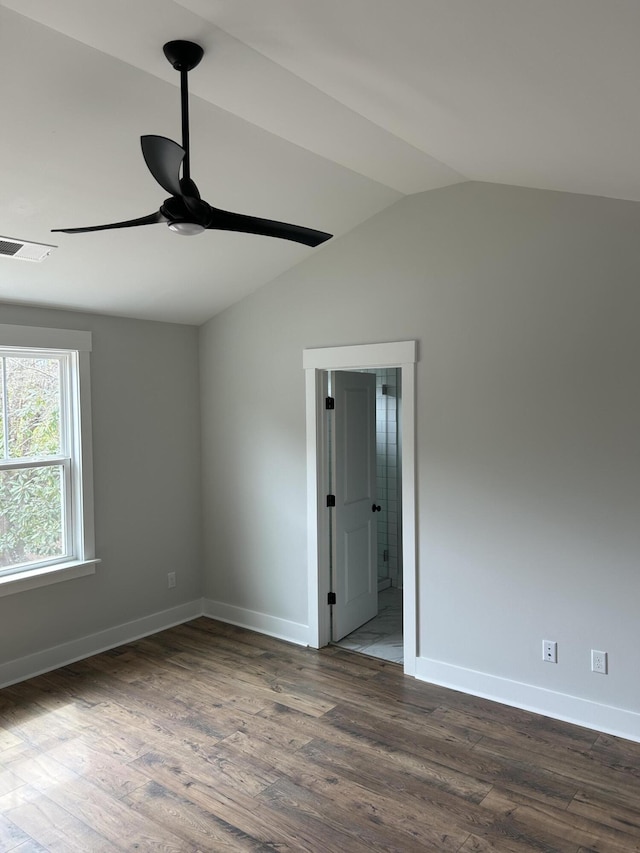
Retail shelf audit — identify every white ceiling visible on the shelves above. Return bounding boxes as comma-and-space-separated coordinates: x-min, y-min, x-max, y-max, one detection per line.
1, 0, 640, 324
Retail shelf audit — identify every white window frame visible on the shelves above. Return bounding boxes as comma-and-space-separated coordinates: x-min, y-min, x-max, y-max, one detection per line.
0, 324, 98, 596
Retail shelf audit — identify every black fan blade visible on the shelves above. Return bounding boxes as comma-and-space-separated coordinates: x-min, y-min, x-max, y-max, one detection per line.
141, 135, 185, 197
207, 208, 332, 247
52, 211, 166, 234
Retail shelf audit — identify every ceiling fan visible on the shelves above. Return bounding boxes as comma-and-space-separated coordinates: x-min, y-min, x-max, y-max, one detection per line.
52, 40, 332, 247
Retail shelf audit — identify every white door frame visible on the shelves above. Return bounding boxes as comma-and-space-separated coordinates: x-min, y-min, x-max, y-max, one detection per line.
303, 340, 418, 676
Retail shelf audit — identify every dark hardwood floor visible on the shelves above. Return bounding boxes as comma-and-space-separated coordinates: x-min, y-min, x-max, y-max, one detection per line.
1, 617, 640, 852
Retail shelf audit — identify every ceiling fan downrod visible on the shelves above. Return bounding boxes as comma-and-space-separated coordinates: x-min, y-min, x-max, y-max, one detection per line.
162, 40, 204, 183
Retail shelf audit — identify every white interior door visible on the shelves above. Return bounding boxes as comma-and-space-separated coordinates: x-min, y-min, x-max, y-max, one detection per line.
331, 370, 378, 641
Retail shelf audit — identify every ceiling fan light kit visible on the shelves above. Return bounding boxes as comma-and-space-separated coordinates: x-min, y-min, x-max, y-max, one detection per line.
168, 221, 206, 236
52, 40, 332, 248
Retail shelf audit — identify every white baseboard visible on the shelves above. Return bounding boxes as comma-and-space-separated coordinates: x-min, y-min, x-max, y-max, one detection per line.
0, 598, 309, 688
0, 599, 204, 689
6, 603, 637, 744
202, 598, 309, 647
416, 656, 640, 744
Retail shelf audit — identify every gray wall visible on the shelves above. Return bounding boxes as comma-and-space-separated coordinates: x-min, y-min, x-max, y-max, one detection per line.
4, 180, 639, 723
0, 303, 201, 664
200, 181, 640, 716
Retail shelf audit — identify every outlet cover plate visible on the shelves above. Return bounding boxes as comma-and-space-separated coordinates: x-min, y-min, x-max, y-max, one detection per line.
591, 649, 608, 674
542, 640, 558, 663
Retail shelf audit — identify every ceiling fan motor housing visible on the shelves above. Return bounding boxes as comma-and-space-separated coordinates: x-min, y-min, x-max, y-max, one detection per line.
161, 195, 212, 228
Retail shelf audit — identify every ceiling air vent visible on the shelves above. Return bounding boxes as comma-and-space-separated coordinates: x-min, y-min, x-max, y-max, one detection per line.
0, 236, 56, 262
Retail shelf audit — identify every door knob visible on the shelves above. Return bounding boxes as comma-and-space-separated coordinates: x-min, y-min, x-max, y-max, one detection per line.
372, 504, 381, 512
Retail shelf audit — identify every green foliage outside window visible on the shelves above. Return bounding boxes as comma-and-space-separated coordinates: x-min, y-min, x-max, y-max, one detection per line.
0, 357, 65, 569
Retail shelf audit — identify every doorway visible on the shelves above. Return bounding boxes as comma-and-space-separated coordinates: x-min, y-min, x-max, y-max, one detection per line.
333, 367, 403, 663
303, 340, 418, 676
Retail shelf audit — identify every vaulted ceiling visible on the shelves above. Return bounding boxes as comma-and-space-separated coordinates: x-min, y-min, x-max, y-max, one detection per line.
1, 1, 639, 324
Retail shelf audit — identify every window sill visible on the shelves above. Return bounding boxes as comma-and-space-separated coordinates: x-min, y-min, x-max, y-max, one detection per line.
0, 559, 100, 598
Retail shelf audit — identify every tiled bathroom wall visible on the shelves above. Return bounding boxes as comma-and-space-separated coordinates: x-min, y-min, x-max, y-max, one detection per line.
369, 368, 402, 589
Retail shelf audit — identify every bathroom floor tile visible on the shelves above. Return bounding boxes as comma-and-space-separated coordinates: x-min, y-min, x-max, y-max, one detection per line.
334, 587, 403, 665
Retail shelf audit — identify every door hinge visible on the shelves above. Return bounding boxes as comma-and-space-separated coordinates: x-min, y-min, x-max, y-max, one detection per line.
327, 592, 336, 605
325, 396, 335, 410
326, 494, 336, 507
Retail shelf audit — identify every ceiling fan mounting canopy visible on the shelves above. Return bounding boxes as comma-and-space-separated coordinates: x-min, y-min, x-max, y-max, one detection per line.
162, 40, 203, 72
52, 39, 332, 248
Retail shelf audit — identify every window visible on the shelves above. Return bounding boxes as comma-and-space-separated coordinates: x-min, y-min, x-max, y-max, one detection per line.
0, 324, 96, 595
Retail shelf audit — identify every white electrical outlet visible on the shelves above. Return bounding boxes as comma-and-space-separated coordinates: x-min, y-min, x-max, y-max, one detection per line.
591, 649, 608, 674
542, 640, 557, 663
167, 572, 176, 589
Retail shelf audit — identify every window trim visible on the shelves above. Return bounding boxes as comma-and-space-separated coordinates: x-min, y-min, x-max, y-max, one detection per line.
0, 324, 98, 596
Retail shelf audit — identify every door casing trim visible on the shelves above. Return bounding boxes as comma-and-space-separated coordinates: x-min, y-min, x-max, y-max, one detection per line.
303, 340, 418, 676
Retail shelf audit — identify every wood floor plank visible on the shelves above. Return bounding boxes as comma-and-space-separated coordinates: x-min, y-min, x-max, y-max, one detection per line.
267, 710, 491, 804
115, 655, 276, 718
258, 775, 466, 852
131, 745, 281, 798
0, 810, 37, 853
568, 788, 640, 838
473, 734, 640, 810
287, 760, 471, 848
299, 736, 495, 832
325, 702, 579, 809
41, 775, 191, 851
74, 718, 158, 764
4, 752, 80, 793
43, 738, 150, 800
481, 787, 640, 853
0, 727, 23, 754
431, 704, 600, 753
217, 722, 494, 849
124, 779, 271, 852
168, 650, 338, 718
259, 698, 483, 766
177, 775, 378, 853
0, 704, 66, 747
1, 617, 639, 852
218, 717, 487, 848
459, 831, 577, 853
0, 785, 115, 852
127, 754, 338, 852
590, 733, 640, 775
0, 767, 23, 799
82, 692, 227, 761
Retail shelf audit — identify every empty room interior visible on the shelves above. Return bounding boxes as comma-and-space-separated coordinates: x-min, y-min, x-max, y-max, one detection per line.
1, 2, 640, 850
